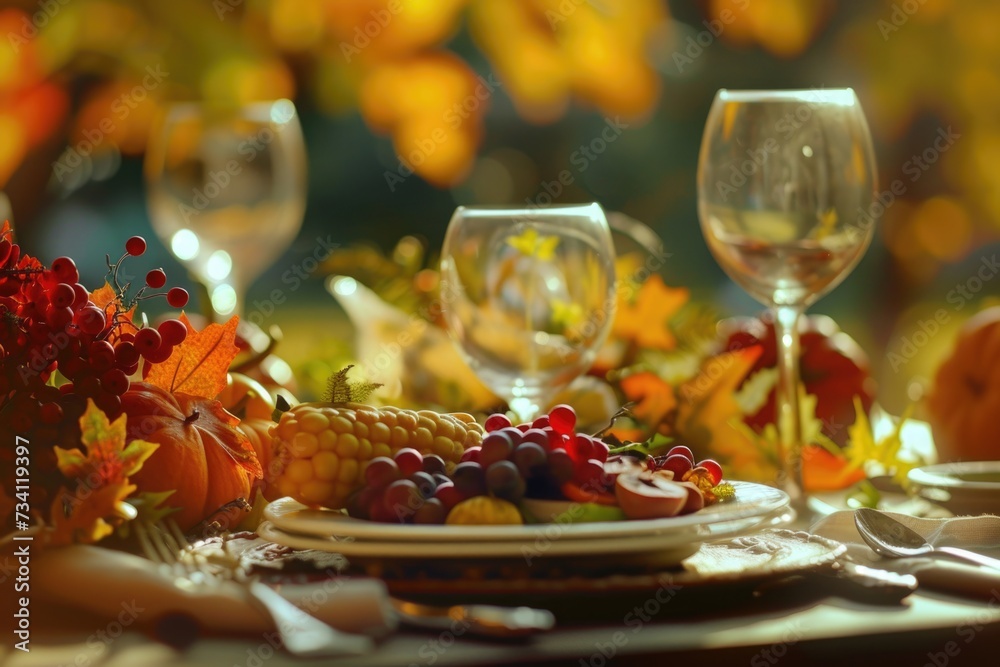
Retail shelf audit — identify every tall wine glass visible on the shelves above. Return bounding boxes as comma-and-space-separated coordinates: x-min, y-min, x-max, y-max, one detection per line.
440, 204, 617, 421
144, 100, 307, 320
697, 89, 877, 504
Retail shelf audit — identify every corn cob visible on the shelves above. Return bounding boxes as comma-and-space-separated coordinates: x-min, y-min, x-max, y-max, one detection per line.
266, 402, 484, 509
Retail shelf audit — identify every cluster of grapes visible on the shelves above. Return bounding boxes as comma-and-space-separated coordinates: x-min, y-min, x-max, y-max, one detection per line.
0, 232, 189, 463
463, 404, 614, 500
346, 448, 458, 525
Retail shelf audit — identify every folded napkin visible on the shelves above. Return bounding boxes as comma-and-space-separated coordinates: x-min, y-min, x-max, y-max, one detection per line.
811, 510, 1000, 562
30, 540, 397, 639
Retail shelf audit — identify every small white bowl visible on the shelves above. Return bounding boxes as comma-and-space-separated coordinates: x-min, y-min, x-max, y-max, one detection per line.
908, 461, 1000, 515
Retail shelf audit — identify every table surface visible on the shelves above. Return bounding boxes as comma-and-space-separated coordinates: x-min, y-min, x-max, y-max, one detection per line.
6, 575, 1000, 667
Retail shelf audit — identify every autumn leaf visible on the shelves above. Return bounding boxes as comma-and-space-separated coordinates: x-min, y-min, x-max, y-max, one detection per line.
127, 490, 178, 526
144, 314, 240, 399
620, 371, 676, 428
90, 282, 134, 327
46, 483, 137, 547
612, 275, 688, 350
801, 445, 865, 492
506, 227, 560, 260
55, 399, 159, 487
675, 347, 767, 478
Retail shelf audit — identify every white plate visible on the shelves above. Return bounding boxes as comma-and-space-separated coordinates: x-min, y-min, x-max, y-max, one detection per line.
908, 461, 1000, 515
264, 481, 789, 543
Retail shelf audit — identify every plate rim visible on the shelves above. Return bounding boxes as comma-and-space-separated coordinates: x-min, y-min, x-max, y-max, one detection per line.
264, 481, 789, 543
908, 461, 1000, 492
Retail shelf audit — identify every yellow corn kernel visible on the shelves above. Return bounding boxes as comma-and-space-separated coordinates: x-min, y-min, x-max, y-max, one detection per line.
291, 432, 319, 458
298, 411, 330, 434
336, 433, 360, 459
313, 451, 340, 481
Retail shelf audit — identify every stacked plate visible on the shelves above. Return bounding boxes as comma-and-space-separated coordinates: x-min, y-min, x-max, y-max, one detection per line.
259, 481, 792, 565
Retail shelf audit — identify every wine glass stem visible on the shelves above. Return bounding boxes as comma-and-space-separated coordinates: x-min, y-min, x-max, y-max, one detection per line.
773, 305, 804, 505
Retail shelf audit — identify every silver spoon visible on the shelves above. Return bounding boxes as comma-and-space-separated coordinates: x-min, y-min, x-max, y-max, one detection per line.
854, 508, 1000, 570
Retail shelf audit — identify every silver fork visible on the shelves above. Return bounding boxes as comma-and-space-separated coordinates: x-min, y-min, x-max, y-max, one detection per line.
136, 521, 374, 658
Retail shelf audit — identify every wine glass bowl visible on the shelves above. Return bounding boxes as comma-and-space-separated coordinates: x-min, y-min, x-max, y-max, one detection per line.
697, 89, 878, 503
440, 204, 617, 421
144, 100, 307, 319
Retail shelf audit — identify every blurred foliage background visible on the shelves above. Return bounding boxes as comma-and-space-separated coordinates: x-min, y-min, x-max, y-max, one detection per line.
2, 0, 998, 413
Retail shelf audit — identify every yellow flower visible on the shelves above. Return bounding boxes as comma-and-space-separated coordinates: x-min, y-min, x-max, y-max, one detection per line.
506, 227, 560, 260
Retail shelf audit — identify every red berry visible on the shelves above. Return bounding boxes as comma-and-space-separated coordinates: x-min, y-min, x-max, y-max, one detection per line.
364, 457, 400, 489
531, 415, 550, 429
484, 413, 512, 432
459, 446, 481, 464
51, 283, 75, 308
696, 459, 724, 486
115, 341, 140, 367
667, 445, 695, 463
166, 287, 189, 308
146, 269, 167, 288
75, 307, 106, 335
39, 402, 64, 424
88, 340, 116, 370
157, 319, 187, 346
100, 368, 130, 395
433, 483, 462, 511
143, 342, 174, 364
570, 434, 594, 462
134, 328, 162, 355
591, 440, 610, 463
125, 236, 147, 256
71, 283, 89, 309
51, 257, 79, 283
548, 404, 576, 435
574, 458, 606, 489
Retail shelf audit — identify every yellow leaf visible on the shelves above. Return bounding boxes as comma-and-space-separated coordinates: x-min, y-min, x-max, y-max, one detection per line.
506, 227, 560, 260
144, 314, 240, 399
55, 399, 159, 486
46, 483, 137, 547
612, 276, 688, 350
620, 371, 676, 428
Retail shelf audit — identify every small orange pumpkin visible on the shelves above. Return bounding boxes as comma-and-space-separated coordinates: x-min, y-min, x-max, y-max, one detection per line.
121, 382, 263, 530
216, 373, 275, 421
927, 307, 1000, 462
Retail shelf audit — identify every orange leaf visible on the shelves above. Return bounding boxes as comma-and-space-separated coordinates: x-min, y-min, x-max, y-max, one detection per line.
612, 276, 688, 350
620, 371, 676, 427
46, 483, 137, 547
801, 445, 866, 492
89, 282, 134, 327
144, 314, 240, 399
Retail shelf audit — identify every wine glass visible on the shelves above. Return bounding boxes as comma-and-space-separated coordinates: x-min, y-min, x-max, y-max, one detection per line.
144, 99, 307, 320
697, 89, 877, 503
440, 204, 617, 422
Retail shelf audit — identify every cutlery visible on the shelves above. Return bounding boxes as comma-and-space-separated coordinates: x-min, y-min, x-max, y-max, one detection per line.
138, 521, 374, 658
854, 508, 1000, 570
391, 598, 555, 638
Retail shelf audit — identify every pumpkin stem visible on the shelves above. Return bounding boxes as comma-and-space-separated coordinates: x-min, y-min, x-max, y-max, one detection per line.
184, 409, 200, 425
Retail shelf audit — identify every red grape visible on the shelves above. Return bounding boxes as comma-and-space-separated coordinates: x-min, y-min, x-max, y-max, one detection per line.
513, 442, 547, 477
574, 458, 606, 488
570, 434, 595, 462
591, 440, 610, 463
364, 456, 400, 489
408, 471, 438, 499
660, 454, 693, 479
393, 448, 424, 476
421, 454, 446, 475
71, 283, 89, 309
531, 415, 550, 429
157, 319, 187, 346
479, 432, 514, 468
547, 448, 576, 485
486, 460, 526, 503
548, 404, 576, 435
433, 483, 462, 511
125, 236, 147, 256
166, 287, 189, 308
496, 426, 524, 446
521, 428, 549, 448
382, 480, 422, 521
484, 413, 512, 432
667, 445, 695, 463
143, 342, 174, 364
696, 459, 724, 486
450, 462, 487, 498
459, 446, 481, 464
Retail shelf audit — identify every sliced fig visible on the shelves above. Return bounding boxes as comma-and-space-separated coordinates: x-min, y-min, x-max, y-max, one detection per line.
615, 471, 687, 520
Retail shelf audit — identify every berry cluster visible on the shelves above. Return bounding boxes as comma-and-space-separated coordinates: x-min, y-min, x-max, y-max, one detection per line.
647, 446, 723, 487
0, 231, 189, 497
